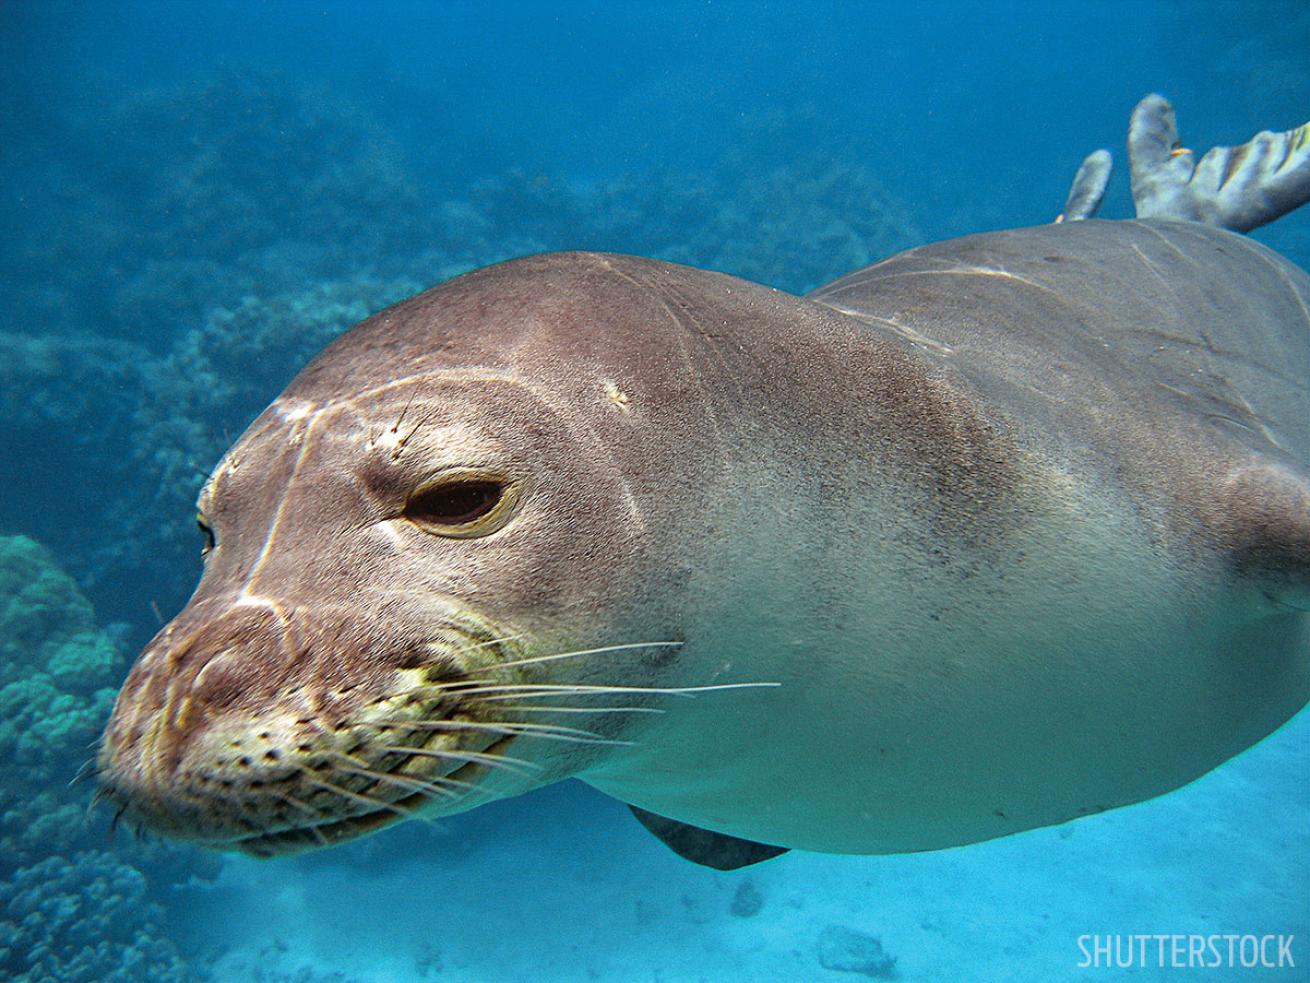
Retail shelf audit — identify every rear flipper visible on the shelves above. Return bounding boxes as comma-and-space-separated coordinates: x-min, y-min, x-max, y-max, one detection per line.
1055, 149, 1112, 222
1129, 93, 1310, 231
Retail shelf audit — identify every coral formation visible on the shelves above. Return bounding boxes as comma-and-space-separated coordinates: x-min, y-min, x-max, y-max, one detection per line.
1, 276, 418, 626
0, 853, 195, 983
2, 72, 431, 349
0, 535, 119, 818
0, 536, 213, 981
0, 333, 149, 586
589, 158, 918, 294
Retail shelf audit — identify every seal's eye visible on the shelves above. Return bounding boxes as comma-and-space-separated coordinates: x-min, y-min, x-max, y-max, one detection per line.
404, 470, 521, 538
412, 481, 501, 524
197, 515, 216, 556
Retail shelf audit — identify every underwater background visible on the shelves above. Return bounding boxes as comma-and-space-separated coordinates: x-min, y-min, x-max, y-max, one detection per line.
2, 1, 1308, 980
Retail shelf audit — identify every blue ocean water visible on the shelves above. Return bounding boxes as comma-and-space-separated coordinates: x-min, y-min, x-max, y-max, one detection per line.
1, 2, 1308, 981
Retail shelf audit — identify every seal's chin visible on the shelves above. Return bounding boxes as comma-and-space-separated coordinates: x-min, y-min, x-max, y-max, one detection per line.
226, 789, 410, 857
222, 733, 519, 858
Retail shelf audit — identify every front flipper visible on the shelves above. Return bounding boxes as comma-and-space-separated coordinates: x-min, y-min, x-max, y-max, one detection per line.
628, 805, 789, 870
1129, 93, 1310, 231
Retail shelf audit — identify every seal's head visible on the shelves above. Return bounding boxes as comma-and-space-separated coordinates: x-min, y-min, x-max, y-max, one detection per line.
98, 252, 794, 855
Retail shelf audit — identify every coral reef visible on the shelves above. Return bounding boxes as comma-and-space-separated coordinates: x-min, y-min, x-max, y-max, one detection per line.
0, 853, 196, 983
463, 156, 919, 294
1, 276, 418, 627
0, 536, 215, 981
0, 333, 149, 585
0, 534, 119, 812
2, 72, 432, 350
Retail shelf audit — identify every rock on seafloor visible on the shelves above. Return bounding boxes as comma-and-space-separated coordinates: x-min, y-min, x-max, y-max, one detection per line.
816, 924, 897, 978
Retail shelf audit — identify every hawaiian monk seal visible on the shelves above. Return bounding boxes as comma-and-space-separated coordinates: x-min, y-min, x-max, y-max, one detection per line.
99, 96, 1310, 869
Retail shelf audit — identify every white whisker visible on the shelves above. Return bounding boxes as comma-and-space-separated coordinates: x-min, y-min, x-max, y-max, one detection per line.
361, 717, 632, 746
225, 789, 277, 839
467, 640, 684, 675
378, 744, 540, 776
462, 681, 780, 700
498, 704, 667, 715
293, 764, 416, 819
322, 748, 472, 798
386, 766, 486, 795
333, 766, 456, 813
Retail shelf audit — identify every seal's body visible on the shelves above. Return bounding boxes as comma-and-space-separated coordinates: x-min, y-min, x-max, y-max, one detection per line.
99, 99, 1310, 866
587, 219, 1310, 854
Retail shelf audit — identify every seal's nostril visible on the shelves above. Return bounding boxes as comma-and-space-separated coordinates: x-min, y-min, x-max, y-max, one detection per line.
189, 648, 255, 713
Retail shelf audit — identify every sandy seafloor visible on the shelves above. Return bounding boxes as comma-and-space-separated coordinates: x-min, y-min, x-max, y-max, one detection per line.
182, 709, 1308, 983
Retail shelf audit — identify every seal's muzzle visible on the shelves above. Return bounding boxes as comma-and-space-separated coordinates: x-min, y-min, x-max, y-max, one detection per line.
98, 594, 523, 856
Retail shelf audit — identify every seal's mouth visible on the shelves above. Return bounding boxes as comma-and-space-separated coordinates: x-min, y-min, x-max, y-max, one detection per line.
98, 713, 526, 858
223, 733, 520, 858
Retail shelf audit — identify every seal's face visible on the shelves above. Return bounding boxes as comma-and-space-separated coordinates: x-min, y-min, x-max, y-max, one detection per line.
98, 368, 661, 855
99, 251, 776, 855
